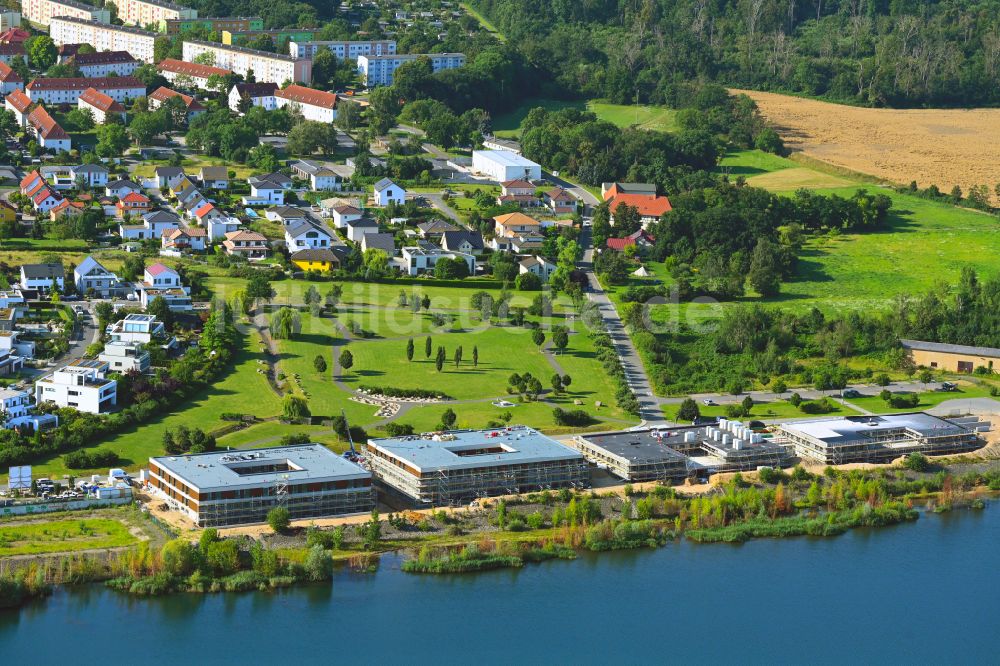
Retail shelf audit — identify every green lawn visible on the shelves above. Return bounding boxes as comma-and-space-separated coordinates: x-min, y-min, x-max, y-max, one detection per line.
460, 2, 506, 41
492, 98, 678, 138
670, 398, 861, 422
0, 518, 137, 556
847, 382, 998, 414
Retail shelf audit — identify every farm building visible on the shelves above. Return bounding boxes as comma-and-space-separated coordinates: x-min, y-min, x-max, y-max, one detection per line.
147, 444, 375, 527
900, 339, 1000, 373
366, 426, 589, 505
775, 412, 987, 465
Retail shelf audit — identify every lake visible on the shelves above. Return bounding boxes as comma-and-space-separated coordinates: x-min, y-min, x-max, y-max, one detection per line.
2, 507, 997, 663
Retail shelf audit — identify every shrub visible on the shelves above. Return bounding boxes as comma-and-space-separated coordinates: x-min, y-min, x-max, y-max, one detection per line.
552, 407, 597, 426
902, 452, 930, 472
63, 448, 120, 469
267, 507, 291, 534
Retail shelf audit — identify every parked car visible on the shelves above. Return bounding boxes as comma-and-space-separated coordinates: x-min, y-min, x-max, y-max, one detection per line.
842, 389, 861, 398
702, 398, 716, 406
939, 382, 958, 392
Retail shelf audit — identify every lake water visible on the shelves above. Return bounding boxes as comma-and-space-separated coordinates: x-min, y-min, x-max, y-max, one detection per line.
2, 507, 997, 663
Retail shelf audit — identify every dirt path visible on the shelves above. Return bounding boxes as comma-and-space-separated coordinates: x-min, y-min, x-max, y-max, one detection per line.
734, 89, 1000, 202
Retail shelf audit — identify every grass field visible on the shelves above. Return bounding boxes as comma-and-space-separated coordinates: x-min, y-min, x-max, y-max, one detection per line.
846, 382, 998, 414
679, 398, 861, 421
0, 518, 137, 556
492, 98, 678, 138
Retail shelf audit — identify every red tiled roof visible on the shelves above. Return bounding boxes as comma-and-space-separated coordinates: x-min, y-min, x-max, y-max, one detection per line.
5, 89, 30, 113
0, 28, 29, 44
120, 192, 150, 204
157, 58, 232, 79
27, 76, 144, 92
546, 187, 574, 201
145, 263, 174, 276
501, 179, 534, 189
27, 106, 69, 140
0, 61, 21, 84
194, 202, 216, 217
274, 84, 336, 109
20, 170, 43, 191
609, 193, 672, 218
149, 86, 204, 111
33, 188, 59, 205
606, 230, 655, 251
78, 87, 125, 113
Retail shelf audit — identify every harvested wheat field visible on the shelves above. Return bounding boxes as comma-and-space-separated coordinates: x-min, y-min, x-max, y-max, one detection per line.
733, 89, 1000, 201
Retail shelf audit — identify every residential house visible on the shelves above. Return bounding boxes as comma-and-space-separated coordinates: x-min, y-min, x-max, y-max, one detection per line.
290, 160, 352, 191
74, 255, 124, 297
0, 387, 58, 431
157, 58, 232, 90
0, 200, 15, 224
26, 106, 71, 153
198, 166, 229, 189
0, 329, 33, 360
153, 166, 187, 190
34, 359, 116, 414
4, 88, 30, 126
290, 248, 340, 273
247, 172, 291, 205
519, 255, 557, 281
601, 182, 658, 198
606, 229, 655, 252
0, 43, 25, 65
361, 232, 395, 255
274, 84, 337, 123
345, 217, 379, 242
498, 178, 536, 201
284, 221, 332, 252
68, 50, 139, 77
602, 183, 672, 228
148, 86, 205, 122
161, 227, 207, 253
69, 163, 109, 188
373, 178, 404, 206
0, 348, 22, 375
227, 81, 277, 112
77, 87, 126, 124
0, 60, 21, 95
105, 313, 166, 346
25, 76, 145, 104
494, 212, 541, 238
266, 206, 307, 226
190, 201, 223, 226
417, 219, 458, 239
48, 199, 84, 221
206, 215, 241, 240
331, 204, 363, 229
223, 230, 269, 260
105, 178, 141, 199
440, 230, 484, 256
544, 188, 577, 214
99, 339, 150, 373
400, 246, 475, 276
116, 192, 151, 218
138, 262, 192, 311
20, 263, 64, 292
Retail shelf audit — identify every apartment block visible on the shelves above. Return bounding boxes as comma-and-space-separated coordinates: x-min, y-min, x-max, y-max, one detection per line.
105, 0, 196, 27
274, 84, 336, 123
50, 17, 158, 63
26, 76, 145, 104
182, 40, 311, 85
357, 52, 465, 87
289, 39, 395, 61
221, 28, 315, 47
68, 50, 140, 77
21, 0, 108, 27
159, 16, 261, 34
35, 359, 117, 414
157, 58, 232, 90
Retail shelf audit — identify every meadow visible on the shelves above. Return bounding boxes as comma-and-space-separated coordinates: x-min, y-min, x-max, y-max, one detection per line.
492, 98, 678, 137
0, 518, 138, 556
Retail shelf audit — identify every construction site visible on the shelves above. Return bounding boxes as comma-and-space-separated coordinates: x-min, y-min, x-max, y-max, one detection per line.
146, 444, 375, 527
774, 412, 989, 465
365, 426, 590, 505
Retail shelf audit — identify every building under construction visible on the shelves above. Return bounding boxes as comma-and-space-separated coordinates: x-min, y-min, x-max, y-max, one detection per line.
365, 426, 589, 505
147, 444, 374, 527
575, 421, 793, 480
775, 412, 987, 465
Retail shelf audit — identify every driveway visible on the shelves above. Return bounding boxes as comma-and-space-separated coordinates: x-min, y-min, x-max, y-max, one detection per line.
62, 301, 99, 362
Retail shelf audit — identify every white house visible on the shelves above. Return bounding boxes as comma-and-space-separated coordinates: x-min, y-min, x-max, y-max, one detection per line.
373, 178, 404, 206
346, 217, 379, 242
138, 263, 192, 311
472, 150, 541, 183
99, 339, 150, 373
69, 163, 109, 188
284, 221, 332, 252
228, 81, 277, 112
105, 178, 141, 199
105, 313, 165, 345
20, 263, 64, 292
266, 206, 307, 226
35, 359, 117, 414
0, 387, 58, 430
0, 330, 33, 360
519, 255, 557, 281
440, 230, 484, 255
247, 172, 292, 206
77, 87, 126, 124
331, 204, 362, 229
274, 84, 337, 123
207, 216, 241, 241
161, 227, 207, 253
74, 256, 124, 297
153, 166, 187, 190
290, 160, 352, 191
119, 210, 181, 241
400, 246, 476, 276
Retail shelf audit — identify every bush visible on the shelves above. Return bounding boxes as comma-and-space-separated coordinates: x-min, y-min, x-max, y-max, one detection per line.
798, 398, 835, 414
63, 448, 120, 469
888, 393, 920, 409
902, 452, 930, 472
267, 507, 291, 534
552, 407, 597, 426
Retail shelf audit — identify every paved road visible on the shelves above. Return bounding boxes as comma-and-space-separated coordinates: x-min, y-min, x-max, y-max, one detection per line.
423, 191, 468, 227
63, 301, 99, 362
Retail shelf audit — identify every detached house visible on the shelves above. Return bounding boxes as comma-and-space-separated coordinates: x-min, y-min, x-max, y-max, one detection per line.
440, 230, 484, 255
116, 192, 152, 218
373, 178, 404, 206
105, 178, 141, 199
291, 248, 340, 273
69, 163, 109, 188
519, 255, 557, 281
223, 230, 269, 260
603, 183, 672, 228
161, 227, 207, 253
139, 263, 192, 311
544, 187, 577, 214
120, 210, 180, 241
247, 172, 291, 205
291, 159, 351, 191
284, 221, 332, 252
153, 166, 187, 190
498, 179, 538, 208
20, 263, 64, 292
346, 217, 379, 242
331, 204, 362, 229
74, 256, 124, 297
266, 206, 307, 226
198, 166, 229, 189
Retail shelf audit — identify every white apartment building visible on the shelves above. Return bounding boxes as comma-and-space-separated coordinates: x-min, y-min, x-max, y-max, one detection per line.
50, 17, 158, 63
274, 84, 337, 123
289, 39, 395, 61
182, 40, 311, 85
0, 331, 34, 360
357, 53, 465, 87
21, 0, 109, 27
99, 339, 150, 373
78, 87, 126, 124
26, 76, 145, 105
227, 82, 276, 112
70, 51, 139, 78
105, 0, 196, 27
35, 359, 117, 414
157, 58, 232, 90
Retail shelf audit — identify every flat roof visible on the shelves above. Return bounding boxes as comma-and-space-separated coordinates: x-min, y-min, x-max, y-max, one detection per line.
779, 412, 970, 445
577, 428, 688, 464
368, 426, 583, 473
473, 150, 540, 169
151, 444, 370, 490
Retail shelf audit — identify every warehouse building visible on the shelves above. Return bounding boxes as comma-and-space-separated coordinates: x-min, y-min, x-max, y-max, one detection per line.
472, 150, 542, 183
900, 339, 1000, 374
366, 426, 589, 505
775, 412, 987, 465
147, 444, 375, 527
